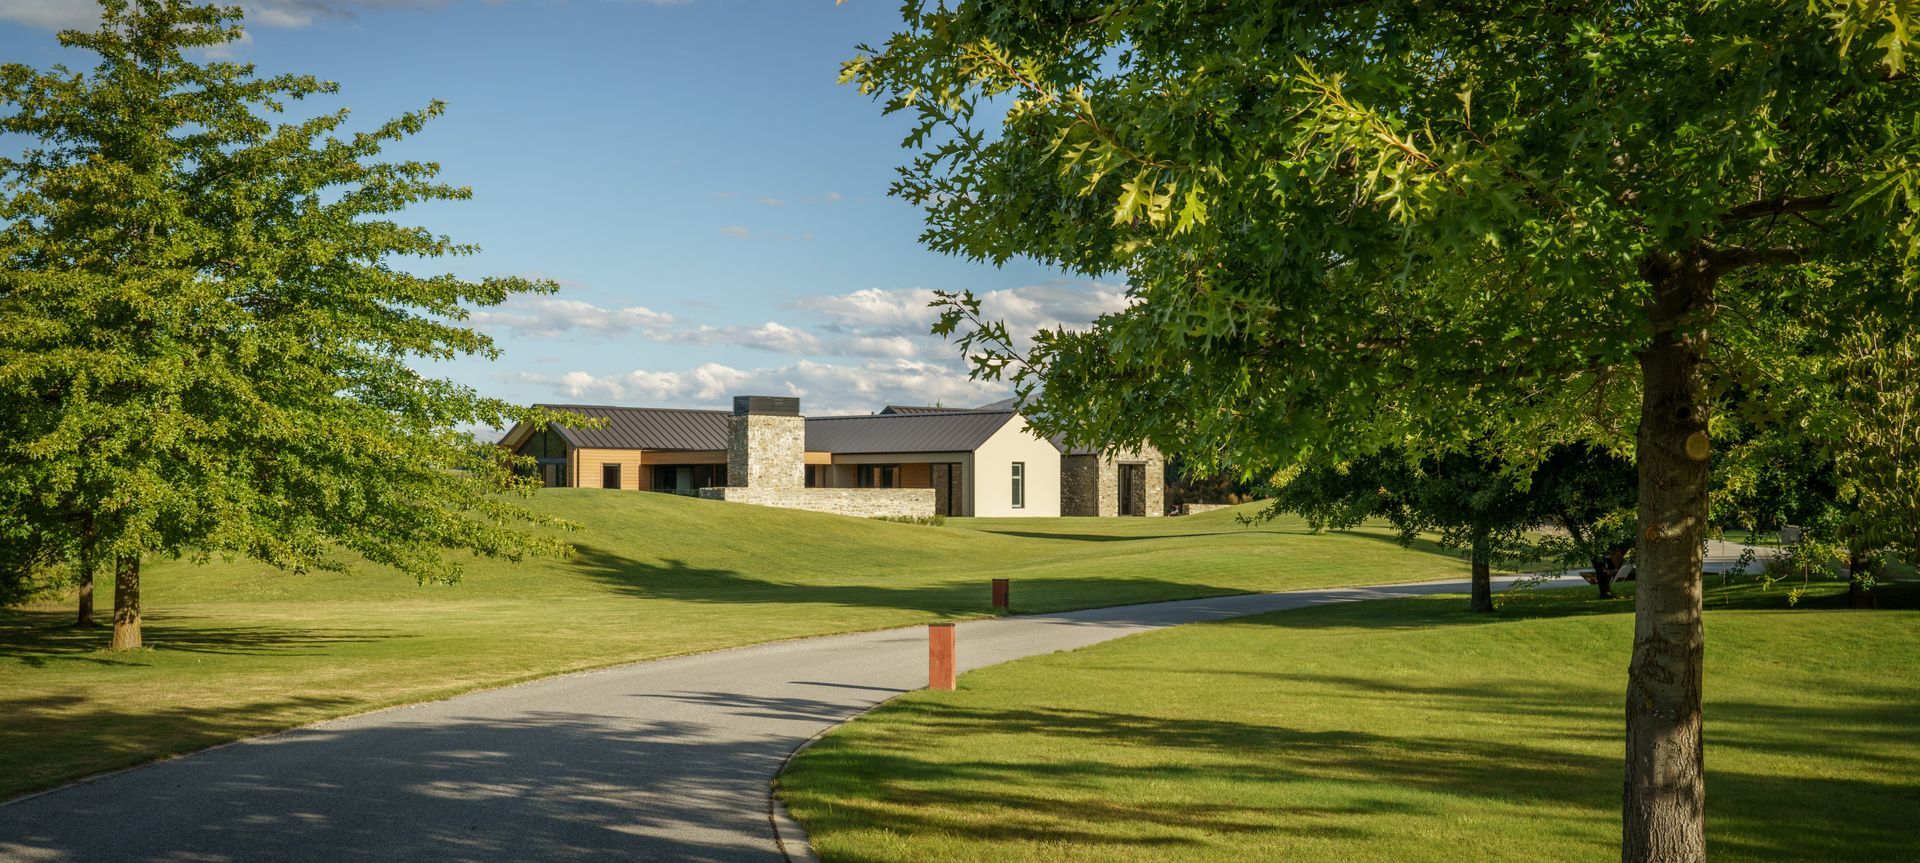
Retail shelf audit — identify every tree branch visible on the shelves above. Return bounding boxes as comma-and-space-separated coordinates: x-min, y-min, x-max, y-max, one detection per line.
1720, 194, 1836, 223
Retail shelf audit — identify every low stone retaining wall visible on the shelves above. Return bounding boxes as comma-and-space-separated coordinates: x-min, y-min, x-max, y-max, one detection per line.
1178, 503, 1237, 516
699, 487, 936, 519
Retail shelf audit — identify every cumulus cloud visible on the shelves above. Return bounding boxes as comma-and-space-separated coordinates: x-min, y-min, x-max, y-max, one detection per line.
800, 280, 1133, 359
503, 359, 1009, 415
469, 296, 675, 339
652, 321, 823, 355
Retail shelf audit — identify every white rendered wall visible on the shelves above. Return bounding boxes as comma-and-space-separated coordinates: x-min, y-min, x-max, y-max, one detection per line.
968, 415, 1062, 518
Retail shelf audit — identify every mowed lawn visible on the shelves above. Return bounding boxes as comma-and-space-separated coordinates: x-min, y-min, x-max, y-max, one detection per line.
0, 492, 1474, 800
780, 581, 1920, 863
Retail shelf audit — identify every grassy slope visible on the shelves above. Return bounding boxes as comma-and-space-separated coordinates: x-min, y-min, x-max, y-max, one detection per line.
781, 581, 1920, 863
0, 491, 1476, 800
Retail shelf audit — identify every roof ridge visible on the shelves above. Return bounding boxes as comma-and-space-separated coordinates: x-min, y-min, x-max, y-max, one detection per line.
807, 409, 1016, 422
535, 403, 731, 414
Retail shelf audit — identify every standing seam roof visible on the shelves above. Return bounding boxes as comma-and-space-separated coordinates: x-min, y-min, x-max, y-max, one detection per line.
516, 403, 1023, 455
535, 404, 731, 450
803, 410, 1017, 454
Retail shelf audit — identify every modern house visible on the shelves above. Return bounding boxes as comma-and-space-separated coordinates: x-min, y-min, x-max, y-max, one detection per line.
497, 395, 1163, 519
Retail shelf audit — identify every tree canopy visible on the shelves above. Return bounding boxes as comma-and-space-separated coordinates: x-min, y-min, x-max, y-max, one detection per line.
849, 3, 1920, 860
0, 0, 572, 648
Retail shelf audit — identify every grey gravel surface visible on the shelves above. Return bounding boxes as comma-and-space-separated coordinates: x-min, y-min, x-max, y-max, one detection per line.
0, 575, 1579, 863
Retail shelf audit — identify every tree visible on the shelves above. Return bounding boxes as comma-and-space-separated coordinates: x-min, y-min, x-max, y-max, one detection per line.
848, 3, 1920, 858
1271, 449, 1534, 612
0, 0, 572, 650
1532, 446, 1638, 600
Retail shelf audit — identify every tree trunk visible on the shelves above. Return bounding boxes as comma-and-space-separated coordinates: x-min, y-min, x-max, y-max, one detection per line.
75, 557, 95, 626
1470, 530, 1494, 613
1595, 545, 1630, 599
1846, 547, 1875, 610
109, 555, 141, 651
1623, 256, 1711, 863
1592, 555, 1617, 599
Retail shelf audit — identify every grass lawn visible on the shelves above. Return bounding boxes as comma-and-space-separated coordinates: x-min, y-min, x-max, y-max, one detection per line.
780, 580, 1920, 863
0, 492, 1480, 800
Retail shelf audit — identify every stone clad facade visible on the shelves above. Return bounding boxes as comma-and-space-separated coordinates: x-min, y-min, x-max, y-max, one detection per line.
1061, 456, 1100, 516
705, 395, 938, 518
1060, 444, 1166, 517
727, 413, 804, 489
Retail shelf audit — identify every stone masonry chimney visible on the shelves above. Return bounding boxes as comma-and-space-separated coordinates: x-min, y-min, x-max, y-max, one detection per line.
727, 395, 804, 489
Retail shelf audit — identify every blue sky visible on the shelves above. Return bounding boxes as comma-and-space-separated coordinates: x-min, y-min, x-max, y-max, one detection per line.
0, 0, 1127, 415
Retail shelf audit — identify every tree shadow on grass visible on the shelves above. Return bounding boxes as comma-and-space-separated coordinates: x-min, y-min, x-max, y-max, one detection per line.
0, 609, 406, 668
967, 530, 1258, 543
563, 543, 1256, 617
784, 675, 1920, 862
1213, 579, 1920, 634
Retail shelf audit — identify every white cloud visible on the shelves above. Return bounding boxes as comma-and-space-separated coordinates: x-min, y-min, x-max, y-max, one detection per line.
718, 225, 750, 238
0, 0, 100, 29
753, 196, 786, 207
821, 191, 844, 203
798, 280, 1133, 358
506, 359, 1009, 415
469, 296, 674, 338
653, 321, 823, 355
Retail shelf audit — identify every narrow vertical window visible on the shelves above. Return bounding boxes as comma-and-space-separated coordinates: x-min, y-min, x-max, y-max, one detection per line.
602, 464, 621, 490
1011, 462, 1024, 509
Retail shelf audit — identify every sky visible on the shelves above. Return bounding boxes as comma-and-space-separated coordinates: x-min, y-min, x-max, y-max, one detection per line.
0, 0, 1130, 416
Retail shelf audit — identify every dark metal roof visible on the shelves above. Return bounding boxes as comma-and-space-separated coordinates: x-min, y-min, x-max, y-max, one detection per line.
878, 405, 968, 415
504, 402, 1024, 455
805, 410, 1017, 454
535, 404, 730, 451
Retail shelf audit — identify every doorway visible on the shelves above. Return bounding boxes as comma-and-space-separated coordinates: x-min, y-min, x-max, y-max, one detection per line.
1118, 463, 1146, 516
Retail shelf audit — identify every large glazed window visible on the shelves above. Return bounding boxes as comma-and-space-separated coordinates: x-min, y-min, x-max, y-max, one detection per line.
1011, 462, 1024, 509
857, 464, 901, 488
602, 464, 621, 489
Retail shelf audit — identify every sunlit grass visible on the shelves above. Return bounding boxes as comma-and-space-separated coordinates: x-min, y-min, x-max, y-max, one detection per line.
1, 492, 1480, 799
781, 580, 1920, 863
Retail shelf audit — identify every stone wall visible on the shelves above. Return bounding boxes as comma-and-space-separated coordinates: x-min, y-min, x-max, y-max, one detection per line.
700, 486, 935, 519
1084, 445, 1167, 517
1060, 455, 1099, 516
1179, 503, 1236, 516
727, 414, 804, 489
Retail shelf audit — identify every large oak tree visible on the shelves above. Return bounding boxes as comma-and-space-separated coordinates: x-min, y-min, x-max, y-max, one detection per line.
848, 2, 1920, 859
0, 1, 573, 650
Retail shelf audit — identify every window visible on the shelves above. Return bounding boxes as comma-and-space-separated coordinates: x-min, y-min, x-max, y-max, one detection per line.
1010, 462, 1025, 509
602, 464, 621, 490
857, 464, 900, 488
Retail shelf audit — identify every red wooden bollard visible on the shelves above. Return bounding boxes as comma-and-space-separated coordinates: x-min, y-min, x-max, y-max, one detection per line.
991, 578, 1010, 611
928, 623, 956, 691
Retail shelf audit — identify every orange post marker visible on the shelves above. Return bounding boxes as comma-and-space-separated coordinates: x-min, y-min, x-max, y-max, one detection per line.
928, 623, 956, 691
991, 578, 1010, 610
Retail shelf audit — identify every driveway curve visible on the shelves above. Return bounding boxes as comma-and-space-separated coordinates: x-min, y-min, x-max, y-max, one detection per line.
0, 575, 1577, 863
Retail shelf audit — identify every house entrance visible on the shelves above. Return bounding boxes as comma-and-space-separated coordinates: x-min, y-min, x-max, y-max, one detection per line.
931, 463, 965, 517
1118, 463, 1147, 516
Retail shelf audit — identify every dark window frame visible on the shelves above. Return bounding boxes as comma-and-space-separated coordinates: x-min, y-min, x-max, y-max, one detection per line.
1011, 461, 1025, 509
602, 463, 622, 490
857, 464, 902, 489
